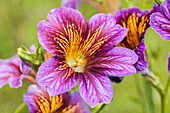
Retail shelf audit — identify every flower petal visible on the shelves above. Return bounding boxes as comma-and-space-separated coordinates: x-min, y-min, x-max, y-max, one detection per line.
79, 72, 113, 108
150, 12, 170, 40
114, 7, 144, 24
87, 13, 128, 51
0, 76, 8, 88
8, 77, 22, 88
114, 7, 152, 50
62, 0, 80, 9
37, 7, 87, 56
23, 85, 64, 113
0, 56, 22, 88
24, 85, 90, 113
20, 60, 35, 76
36, 56, 78, 96
68, 91, 90, 113
160, 0, 170, 20
134, 39, 147, 72
88, 47, 138, 77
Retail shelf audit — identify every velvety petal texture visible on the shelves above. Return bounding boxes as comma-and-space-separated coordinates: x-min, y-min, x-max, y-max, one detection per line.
134, 38, 147, 72
37, 7, 137, 108
114, 7, 156, 72
62, 0, 80, 9
37, 56, 79, 96
79, 72, 113, 108
0, 56, 22, 88
88, 47, 138, 77
150, 0, 170, 40
37, 7, 87, 56
20, 60, 36, 76
23, 84, 90, 113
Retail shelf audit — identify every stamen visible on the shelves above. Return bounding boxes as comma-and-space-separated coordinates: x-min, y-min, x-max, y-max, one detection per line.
73, 52, 83, 67
73, 59, 83, 67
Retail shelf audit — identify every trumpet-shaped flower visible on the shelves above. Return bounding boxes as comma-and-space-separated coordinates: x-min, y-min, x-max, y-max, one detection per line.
36, 7, 138, 107
24, 85, 90, 113
0, 45, 38, 88
150, 0, 170, 40
114, 7, 156, 72
0, 56, 22, 88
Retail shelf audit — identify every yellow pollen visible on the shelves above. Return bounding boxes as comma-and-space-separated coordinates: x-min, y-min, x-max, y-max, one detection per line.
73, 59, 83, 67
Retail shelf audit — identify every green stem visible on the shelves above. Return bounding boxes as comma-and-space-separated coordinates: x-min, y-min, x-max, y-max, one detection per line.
161, 93, 165, 113
143, 70, 163, 96
143, 69, 170, 113
142, 69, 164, 113
14, 102, 26, 113
96, 103, 106, 113
134, 75, 146, 113
162, 74, 170, 113
154, 0, 161, 5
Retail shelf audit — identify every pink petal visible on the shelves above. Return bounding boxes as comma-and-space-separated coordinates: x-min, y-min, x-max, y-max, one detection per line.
87, 13, 128, 51
87, 47, 138, 77
78, 72, 113, 108
150, 13, 170, 40
36, 56, 78, 96
37, 7, 87, 55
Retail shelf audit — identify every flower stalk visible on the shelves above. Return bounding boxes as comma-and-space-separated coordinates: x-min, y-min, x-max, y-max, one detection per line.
162, 74, 170, 113
14, 102, 26, 113
143, 69, 170, 113
154, 0, 161, 5
96, 103, 106, 113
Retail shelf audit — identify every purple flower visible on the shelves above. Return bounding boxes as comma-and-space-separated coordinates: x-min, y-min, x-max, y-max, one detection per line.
168, 51, 170, 73
62, 0, 80, 9
20, 60, 37, 84
23, 84, 90, 113
36, 7, 138, 107
150, 0, 170, 40
114, 7, 156, 72
0, 45, 38, 88
0, 56, 23, 88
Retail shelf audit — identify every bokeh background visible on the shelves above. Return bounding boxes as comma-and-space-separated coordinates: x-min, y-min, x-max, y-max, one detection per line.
0, 0, 170, 113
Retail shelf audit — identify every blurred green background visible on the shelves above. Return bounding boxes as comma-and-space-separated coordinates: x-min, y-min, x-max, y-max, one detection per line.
0, 0, 170, 113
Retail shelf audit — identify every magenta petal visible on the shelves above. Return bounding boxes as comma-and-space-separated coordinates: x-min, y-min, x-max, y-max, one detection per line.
134, 40, 147, 72
24, 85, 90, 113
168, 51, 170, 73
90, 47, 138, 77
62, 0, 80, 9
29, 44, 36, 53
36, 56, 78, 96
79, 72, 113, 108
47, 72, 78, 96
0, 56, 22, 88
88, 13, 128, 51
150, 13, 170, 40
38, 7, 87, 55
37, 20, 63, 55
0, 76, 8, 88
69, 91, 90, 113
47, 7, 87, 28
23, 85, 48, 113
160, 0, 170, 20
8, 77, 22, 88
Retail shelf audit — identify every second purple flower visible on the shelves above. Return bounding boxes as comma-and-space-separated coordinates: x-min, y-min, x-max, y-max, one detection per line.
36, 7, 138, 108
